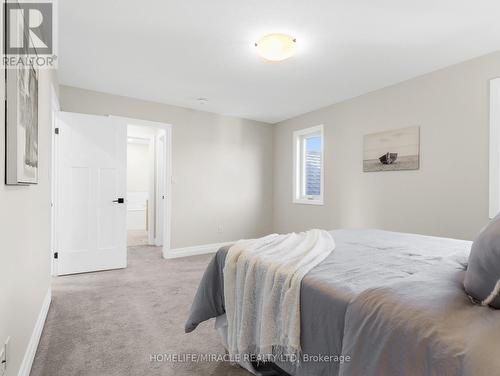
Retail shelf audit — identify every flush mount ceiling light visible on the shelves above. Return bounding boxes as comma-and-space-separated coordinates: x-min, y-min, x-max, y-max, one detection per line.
255, 33, 296, 62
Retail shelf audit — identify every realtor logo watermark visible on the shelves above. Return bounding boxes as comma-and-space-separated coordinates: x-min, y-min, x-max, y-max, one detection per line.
3, 0, 57, 68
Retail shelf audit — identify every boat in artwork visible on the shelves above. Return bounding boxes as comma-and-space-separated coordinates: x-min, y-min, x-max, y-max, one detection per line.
379, 152, 398, 165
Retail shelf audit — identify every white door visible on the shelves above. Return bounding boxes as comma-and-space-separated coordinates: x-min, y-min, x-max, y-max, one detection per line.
55, 111, 127, 275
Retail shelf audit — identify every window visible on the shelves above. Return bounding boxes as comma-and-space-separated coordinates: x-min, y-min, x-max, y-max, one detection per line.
293, 125, 324, 205
490, 78, 500, 218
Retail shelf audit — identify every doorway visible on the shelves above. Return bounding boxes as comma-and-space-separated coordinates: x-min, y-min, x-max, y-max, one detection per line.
126, 124, 167, 248
52, 112, 172, 276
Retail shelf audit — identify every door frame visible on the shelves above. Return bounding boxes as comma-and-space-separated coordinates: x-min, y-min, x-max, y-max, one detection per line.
147, 134, 156, 245
155, 132, 167, 246
111, 116, 172, 258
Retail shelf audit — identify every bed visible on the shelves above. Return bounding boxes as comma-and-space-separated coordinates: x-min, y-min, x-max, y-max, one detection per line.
185, 229, 500, 375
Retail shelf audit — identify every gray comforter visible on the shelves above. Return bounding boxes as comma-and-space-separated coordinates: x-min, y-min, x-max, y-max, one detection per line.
185, 229, 500, 375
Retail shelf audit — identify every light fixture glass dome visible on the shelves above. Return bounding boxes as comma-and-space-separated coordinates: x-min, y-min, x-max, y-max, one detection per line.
255, 33, 296, 62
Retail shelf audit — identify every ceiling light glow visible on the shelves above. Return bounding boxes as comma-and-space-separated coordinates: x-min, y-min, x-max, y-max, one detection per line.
255, 33, 296, 62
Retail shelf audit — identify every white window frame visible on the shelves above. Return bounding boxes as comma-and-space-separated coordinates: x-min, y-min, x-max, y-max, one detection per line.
293, 125, 324, 205
490, 78, 500, 218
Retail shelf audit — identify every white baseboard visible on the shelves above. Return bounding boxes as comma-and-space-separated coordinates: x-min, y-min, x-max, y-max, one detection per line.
163, 241, 236, 259
17, 288, 51, 376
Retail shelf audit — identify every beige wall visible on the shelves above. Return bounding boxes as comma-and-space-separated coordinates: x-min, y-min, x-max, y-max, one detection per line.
59, 86, 274, 248
0, 68, 58, 376
127, 143, 150, 192
273, 51, 500, 240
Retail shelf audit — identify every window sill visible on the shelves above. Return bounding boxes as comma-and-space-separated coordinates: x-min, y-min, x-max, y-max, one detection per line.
293, 198, 324, 206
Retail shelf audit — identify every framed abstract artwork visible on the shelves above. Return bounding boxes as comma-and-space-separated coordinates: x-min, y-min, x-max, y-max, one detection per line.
5, 5, 39, 185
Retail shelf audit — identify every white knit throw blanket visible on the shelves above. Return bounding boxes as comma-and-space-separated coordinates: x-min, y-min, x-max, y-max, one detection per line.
223, 229, 335, 361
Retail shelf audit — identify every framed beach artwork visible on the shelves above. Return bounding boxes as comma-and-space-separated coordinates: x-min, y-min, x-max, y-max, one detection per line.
5, 8, 39, 185
363, 126, 420, 172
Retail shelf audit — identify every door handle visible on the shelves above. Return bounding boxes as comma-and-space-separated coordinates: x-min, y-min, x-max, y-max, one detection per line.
112, 198, 125, 204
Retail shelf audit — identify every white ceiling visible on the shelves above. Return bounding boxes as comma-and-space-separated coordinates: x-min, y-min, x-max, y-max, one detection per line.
59, 0, 500, 124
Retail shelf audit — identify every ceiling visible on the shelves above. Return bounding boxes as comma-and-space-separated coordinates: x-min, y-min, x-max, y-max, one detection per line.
58, 0, 500, 124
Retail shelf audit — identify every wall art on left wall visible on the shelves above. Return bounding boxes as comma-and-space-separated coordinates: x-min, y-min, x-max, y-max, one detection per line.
4, 2, 40, 185
5, 65, 39, 185
5, 61, 38, 185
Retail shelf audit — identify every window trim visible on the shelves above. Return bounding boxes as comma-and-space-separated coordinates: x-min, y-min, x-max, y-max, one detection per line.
490, 78, 500, 218
293, 124, 324, 205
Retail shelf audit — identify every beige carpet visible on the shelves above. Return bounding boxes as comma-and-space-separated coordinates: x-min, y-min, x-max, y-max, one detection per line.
30, 246, 250, 376
127, 230, 149, 247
